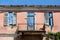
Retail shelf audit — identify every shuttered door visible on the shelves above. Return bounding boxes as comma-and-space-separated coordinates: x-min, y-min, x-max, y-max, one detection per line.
27, 12, 35, 30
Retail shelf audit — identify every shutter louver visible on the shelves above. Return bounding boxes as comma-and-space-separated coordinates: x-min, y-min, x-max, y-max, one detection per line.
13, 13, 16, 26
4, 12, 8, 26
44, 13, 49, 26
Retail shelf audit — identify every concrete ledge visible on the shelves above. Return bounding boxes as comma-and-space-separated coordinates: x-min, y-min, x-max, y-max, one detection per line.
0, 34, 17, 37
0, 37, 14, 40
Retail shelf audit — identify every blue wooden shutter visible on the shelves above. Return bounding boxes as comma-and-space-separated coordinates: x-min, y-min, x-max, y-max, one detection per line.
49, 12, 53, 26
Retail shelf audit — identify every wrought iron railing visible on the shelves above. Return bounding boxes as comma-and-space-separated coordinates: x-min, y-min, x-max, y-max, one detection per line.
17, 23, 45, 31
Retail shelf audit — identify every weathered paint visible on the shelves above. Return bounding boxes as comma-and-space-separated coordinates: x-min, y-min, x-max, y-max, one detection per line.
0, 12, 60, 33
35, 12, 44, 30
0, 37, 14, 40
0, 11, 60, 40
52, 12, 60, 32
17, 12, 27, 30
0, 12, 17, 34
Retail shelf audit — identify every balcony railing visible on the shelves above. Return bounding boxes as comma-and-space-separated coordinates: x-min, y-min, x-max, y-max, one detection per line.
17, 23, 45, 31
16, 23, 46, 37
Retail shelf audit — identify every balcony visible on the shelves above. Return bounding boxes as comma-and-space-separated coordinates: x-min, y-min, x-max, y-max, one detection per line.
15, 23, 46, 40
16, 23, 46, 35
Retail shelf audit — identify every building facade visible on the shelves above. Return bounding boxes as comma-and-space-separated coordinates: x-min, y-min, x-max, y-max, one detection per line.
0, 5, 60, 40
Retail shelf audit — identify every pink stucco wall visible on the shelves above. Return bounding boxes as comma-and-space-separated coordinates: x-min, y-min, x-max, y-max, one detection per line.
0, 11, 60, 40
17, 12, 27, 30
0, 12, 60, 33
0, 37, 14, 40
0, 12, 7, 33
52, 12, 60, 32
35, 12, 44, 30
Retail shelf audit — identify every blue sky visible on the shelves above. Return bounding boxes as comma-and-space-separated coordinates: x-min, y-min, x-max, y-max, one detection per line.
0, 0, 60, 5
